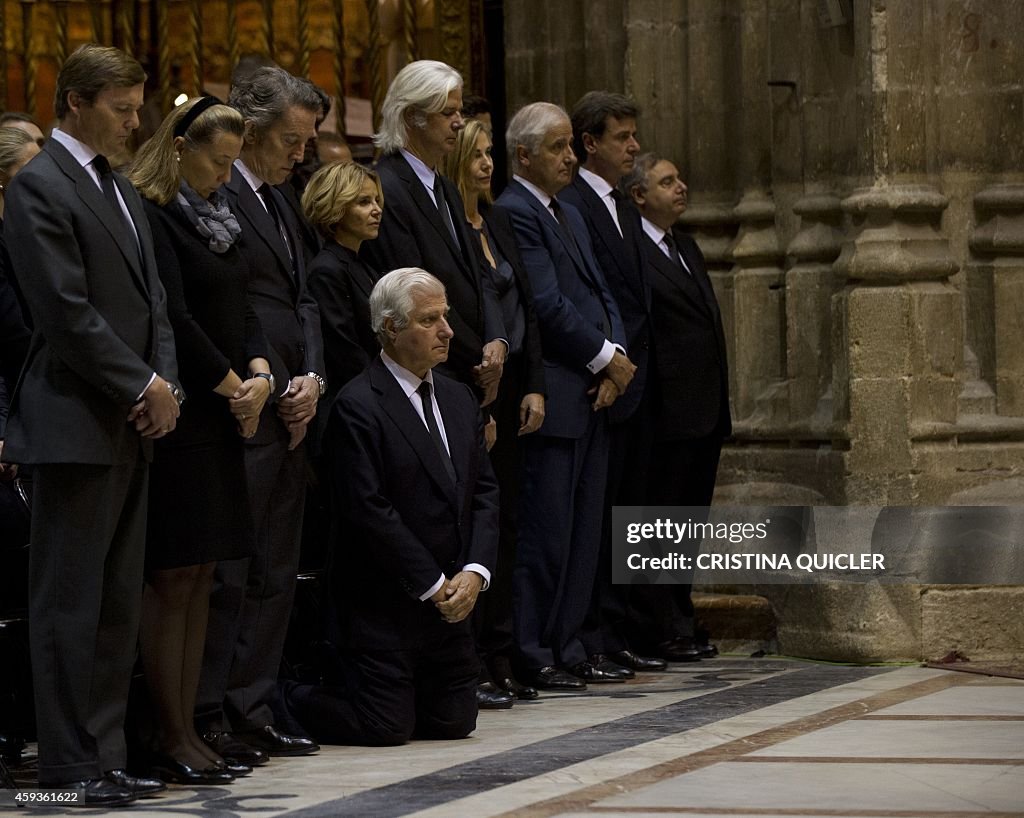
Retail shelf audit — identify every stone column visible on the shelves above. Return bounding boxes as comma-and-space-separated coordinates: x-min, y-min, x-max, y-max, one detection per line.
969, 185, 1024, 417
833, 185, 961, 503
785, 194, 843, 434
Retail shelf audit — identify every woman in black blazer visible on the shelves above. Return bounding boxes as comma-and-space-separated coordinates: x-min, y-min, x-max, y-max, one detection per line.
301, 161, 384, 406
128, 97, 272, 785
443, 119, 545, 705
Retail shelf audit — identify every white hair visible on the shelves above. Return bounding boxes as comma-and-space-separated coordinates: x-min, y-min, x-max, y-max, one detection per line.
506, 102, 569, 170
374, 60, 462, 154
370, 267, 446, 344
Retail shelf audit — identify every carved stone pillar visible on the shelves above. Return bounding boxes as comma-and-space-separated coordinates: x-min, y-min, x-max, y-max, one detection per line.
730, 191, 786, 428
785, 194, 844, 434
969, 184, 1024, 417
833, 185, 961, 503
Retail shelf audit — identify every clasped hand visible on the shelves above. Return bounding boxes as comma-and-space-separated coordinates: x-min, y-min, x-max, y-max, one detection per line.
431, 571, 483, 623
126, 375, 180, 439
229, 377, 272, 438
277, 375, 319, 450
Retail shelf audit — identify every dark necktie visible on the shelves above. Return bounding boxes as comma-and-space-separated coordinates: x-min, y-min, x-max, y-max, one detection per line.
662, 230, 691, 277
417, 381, 457, 485
609, 188, 628, 238
549, 197, 582, 257
258, 183, 295, 268
432, 173, 460, 247
92, 154, 134, 236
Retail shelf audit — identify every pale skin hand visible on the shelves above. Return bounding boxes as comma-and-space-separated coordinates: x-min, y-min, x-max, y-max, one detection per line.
604, 350, 636, 394
277, 375, 319, 425
285, 420, 308, 451
473, 340, 506, 406
435, 570, 484, 623
484, 416, 497, 451
127, 375, 180, 439
518, 393, 545, 435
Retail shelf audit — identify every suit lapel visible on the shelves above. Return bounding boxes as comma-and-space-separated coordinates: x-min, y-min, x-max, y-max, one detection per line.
328, 242, 376, 299
392, 154, 466, 266
370, 360, 459, 507
573, 177, 636, 291
228, 169, 295, 283
46, 142, 148, 294
676, 232, 720, 317
510, 181, 591, 282
644, 233, 712, 317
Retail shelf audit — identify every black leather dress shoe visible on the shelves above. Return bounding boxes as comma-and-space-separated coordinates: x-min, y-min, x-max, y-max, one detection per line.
105, 768, 166, 796
656, 638, 702, 663
476, 682, 514, 710
498, 676, 540, 700
610, 650, 668, 672
234, 725, 319, 757
695, 640, 718, 658
149, 754, 235, 785
219, 759, 253, 777
589, 654, 635, 679
202, 730, 269, 766
528, 665, 586, 690
569, 658, 630, 682
42, 778, 136, 807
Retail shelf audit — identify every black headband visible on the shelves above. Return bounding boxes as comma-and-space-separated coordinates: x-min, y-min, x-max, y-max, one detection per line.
173, 96, 222, 139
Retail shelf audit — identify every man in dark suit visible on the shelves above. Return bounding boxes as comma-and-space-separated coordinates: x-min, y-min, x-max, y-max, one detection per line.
2, 44, 179, 806
621, 153, 731, 655
495, 102, 635, 690
283, 267, 498, 745
196, 66, 325, 763
362, 60, 507, 403
560, 92, 669, 673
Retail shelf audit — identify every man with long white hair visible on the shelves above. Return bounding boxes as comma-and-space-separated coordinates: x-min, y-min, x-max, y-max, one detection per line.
362, 60, 507, 405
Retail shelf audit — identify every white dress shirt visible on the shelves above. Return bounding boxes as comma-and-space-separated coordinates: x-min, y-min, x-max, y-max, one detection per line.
641, 216, 692, 275
578, 166, 622, 237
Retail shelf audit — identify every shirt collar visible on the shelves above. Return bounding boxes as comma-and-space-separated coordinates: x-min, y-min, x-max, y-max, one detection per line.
50, 128, 98, 170
234, 158, 265, 193
578, 166, 614, 200
400, 148, 438, 192
641, 216, 667, 246
380, 350, 435, 399
512, 174, 554, 210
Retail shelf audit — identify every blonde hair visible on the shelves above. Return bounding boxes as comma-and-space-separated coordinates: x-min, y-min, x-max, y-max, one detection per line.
0, 126, 34, 185
128, 97, 244, 205
300, 161, 383, 240
442, 119, 492, 207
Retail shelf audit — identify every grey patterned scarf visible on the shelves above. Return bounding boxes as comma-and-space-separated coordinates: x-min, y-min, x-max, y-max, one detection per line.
176, 180, 241, 253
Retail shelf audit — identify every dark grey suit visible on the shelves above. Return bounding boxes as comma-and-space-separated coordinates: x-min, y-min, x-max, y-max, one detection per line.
3, 136, 177, 782
197, 164, 324, 734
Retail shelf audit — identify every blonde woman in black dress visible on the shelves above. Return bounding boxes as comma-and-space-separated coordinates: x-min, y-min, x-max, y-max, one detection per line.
128, 97, 272, 785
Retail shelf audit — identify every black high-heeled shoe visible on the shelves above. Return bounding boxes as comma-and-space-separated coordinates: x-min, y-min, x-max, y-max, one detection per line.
149, 754, 235, 785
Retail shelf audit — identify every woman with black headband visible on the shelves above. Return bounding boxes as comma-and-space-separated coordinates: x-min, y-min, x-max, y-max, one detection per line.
127, 97, 272, 785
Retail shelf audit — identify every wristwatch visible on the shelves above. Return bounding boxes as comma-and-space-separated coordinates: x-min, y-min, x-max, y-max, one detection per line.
305, 371, 327, 398
165, 381, 185, 407
252, 372, 276, 393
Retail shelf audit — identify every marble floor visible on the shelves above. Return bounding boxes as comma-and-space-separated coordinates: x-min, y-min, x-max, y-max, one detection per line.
6, 657, 1024, 817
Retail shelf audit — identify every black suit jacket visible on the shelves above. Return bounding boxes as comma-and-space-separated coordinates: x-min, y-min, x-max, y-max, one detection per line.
362, 152, 504, 385
0, 226, 30, 437
560, 174, 651, 423
643, 229, 731, 440
478, 202, 545, 398
223, 164, 324, 445
326, 356, 499, 650
307, 240, 380, 402
3, 138, 178, 464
